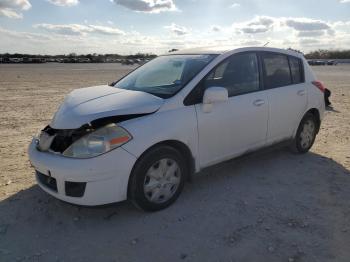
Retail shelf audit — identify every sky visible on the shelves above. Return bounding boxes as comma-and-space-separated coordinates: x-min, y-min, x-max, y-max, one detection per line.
0, 0, 350, 55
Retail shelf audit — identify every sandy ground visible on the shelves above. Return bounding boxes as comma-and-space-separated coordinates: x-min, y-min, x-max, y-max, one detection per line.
0, 63, 349, 262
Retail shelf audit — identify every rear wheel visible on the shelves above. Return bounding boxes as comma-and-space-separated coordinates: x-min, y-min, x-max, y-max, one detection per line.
128, 146, 187, 212
291, 113, 318, 154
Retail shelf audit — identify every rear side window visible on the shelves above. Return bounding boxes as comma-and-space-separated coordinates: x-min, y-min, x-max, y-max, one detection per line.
262, 53, 292, 89
289, 56, 303, 84
204, 53, 260, 97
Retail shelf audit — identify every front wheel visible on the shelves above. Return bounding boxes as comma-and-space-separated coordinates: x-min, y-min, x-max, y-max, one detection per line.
128, 146, 187, 212
291, 113, 318, 154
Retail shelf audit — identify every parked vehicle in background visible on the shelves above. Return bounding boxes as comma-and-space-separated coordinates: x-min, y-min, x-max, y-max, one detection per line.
308, 60, 338, 66
121, 59, 135, 65
327, 60, 337, 66
29, 47, 326, 211
9, 58, 23, 63
23, 58, 46, 63
308, 60, 326, 66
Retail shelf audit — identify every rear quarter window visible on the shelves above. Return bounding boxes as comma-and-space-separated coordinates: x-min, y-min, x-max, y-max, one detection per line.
289, 56, 304, 84
262, 53, 292, 89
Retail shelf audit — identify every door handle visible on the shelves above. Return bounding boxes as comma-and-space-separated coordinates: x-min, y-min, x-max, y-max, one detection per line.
297, 90, 306, 96
253, 99, 265, 107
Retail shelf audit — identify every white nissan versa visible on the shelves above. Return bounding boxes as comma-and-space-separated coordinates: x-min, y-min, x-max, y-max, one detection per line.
28, 47, 326, 211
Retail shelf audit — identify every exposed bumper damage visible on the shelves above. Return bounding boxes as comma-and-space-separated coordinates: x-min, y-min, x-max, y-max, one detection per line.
39, 113, 152, 154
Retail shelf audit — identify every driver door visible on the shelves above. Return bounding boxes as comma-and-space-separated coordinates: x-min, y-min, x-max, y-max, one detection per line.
194, 52, 269, 168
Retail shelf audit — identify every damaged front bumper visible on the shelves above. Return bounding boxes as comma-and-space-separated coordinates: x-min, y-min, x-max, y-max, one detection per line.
28, 138, 137, 206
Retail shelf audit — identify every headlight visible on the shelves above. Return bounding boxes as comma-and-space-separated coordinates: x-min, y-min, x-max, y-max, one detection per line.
63, 123, 132, 158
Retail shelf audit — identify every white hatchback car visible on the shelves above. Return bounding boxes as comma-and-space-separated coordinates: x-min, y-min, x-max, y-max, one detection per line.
29, 47, 326, 211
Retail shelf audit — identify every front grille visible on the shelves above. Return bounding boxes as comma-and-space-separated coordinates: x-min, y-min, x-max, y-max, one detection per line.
36, 171, 57, 192
65, 181, 86, 197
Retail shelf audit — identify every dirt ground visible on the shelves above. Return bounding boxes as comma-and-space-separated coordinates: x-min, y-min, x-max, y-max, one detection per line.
0, 63, 349, 262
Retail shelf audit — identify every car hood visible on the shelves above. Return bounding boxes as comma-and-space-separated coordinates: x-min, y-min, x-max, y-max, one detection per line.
50, 85, 164, 129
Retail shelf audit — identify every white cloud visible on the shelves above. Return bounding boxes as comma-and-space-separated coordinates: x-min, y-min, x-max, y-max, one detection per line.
0, 0, 31, 10
0, 0, 31, 19
299, 38, 320, 45
88, 25, 125, 35
208, 16, 350, 52
233, 16, 275, 34
0, 8, 22, 18
165, 23, 190, 36
339, 0, 350, 3
0, 26, 173, 54
285, 18, 330, 31
297, 30, 326, 37
230, 3, 240, 8
47, 0, 79, 7
34, 24, 89, 36
211, 25, 222, 32
231, 16, 334, 38
333, 21, 350, 32
0, 26, 53, 41
113, 0, 177, 13
34, 23, 125, 36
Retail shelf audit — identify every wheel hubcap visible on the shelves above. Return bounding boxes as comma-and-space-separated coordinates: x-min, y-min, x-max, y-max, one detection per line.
144, 158, 181, 204
299, 120, 315, 149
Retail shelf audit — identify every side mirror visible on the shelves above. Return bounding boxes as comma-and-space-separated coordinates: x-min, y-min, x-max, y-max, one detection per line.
202, 86, 228, 113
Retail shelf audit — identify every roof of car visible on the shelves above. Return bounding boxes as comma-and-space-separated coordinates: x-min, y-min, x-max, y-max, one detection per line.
166, 46, 304, 58
168, 46, 231, 55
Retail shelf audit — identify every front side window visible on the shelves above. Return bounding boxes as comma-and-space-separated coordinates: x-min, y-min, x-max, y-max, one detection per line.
114, 54, 217, 98
204, 53, 260, 97
289, 56, 303, 84
262, 53, 292, 89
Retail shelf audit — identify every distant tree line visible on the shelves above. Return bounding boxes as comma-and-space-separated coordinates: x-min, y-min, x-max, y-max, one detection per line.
0, 52, 157, 59
304, 49, 350, 59
1, 49, 350, 61
0, 52, 157, 64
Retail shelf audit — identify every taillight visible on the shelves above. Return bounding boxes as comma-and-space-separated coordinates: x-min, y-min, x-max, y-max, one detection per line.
312, 81, 326, 93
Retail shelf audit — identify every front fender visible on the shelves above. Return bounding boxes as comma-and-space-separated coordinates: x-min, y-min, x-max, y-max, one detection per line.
120, 106, 199, 171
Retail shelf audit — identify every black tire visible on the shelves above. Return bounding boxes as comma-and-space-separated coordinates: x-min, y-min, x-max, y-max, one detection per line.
290, 113, 318, 154
128, 145, 188, 212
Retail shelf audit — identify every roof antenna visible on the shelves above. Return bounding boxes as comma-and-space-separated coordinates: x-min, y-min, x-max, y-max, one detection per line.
263, 42, 270, 47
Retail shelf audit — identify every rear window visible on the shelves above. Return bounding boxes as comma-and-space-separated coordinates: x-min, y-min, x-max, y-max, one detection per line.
262, 53, 292, 89
289, 56, 303, 84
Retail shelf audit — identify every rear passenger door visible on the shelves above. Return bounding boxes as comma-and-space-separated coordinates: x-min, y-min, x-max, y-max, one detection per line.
261, 52, 307, 143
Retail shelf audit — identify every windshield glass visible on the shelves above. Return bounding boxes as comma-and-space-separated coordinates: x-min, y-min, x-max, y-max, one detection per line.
114, 54, 217, 98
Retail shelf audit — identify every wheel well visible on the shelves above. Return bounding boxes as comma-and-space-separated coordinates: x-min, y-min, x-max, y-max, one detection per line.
306, 108, 321, 133
148, 140, 195, 177
127, 140, 196, 197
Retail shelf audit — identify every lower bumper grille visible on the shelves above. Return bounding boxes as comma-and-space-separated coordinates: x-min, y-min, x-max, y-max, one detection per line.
65, 181, 86, 197
36, 171, 57, 192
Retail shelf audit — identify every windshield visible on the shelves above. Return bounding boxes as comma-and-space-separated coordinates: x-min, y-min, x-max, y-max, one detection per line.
114, 54, 217, 98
